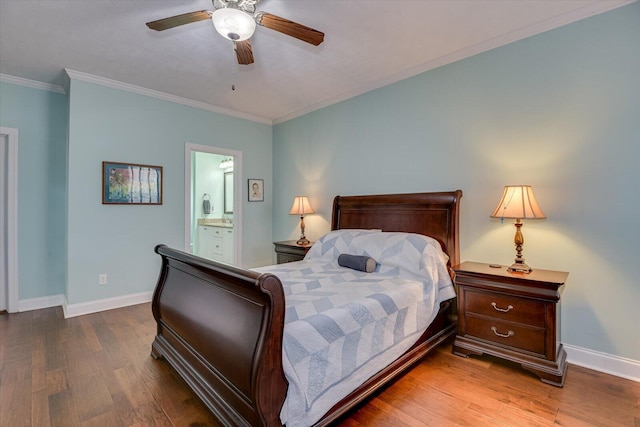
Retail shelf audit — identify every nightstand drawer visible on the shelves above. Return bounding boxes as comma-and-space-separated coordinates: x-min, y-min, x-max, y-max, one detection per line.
277, 253, 303, 264
273, 241, 313, 264
465, 290, 545, 327
465, 314, 545, 355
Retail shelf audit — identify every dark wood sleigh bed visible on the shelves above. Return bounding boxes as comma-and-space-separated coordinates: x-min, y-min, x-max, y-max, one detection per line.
151, 190, 462, 426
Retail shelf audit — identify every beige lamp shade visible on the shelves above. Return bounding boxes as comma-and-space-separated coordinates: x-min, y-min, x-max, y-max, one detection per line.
289, 196, 314, 245
490, 185, 546, 220
289, 196, 315, 216
490, 185, 546, 273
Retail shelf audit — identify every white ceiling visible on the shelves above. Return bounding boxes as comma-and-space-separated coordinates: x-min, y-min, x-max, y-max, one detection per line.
0, 0, 634, 124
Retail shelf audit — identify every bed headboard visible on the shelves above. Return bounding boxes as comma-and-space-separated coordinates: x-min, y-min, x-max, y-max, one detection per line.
331, 190, 463, 267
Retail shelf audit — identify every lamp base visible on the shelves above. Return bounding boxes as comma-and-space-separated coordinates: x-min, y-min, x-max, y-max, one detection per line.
507, 262, 532, 273
296, 237, 310, 246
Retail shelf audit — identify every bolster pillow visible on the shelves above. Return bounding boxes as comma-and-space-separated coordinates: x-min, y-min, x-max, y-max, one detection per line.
338, 254, 377, 273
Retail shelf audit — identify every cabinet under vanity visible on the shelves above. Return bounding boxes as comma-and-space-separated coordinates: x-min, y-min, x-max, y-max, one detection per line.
196, 221, 234, 264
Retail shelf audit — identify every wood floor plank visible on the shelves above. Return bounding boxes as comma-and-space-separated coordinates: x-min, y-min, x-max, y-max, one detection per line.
92, 349, 126, 396
0, 381, 32, 426
87, 314, 130, 371
463, 402, 512, 426
43, 325, 67, 372
411, 352, 550, 421
113, 366, 171, 427
59, 321, 85, 344
77, 410, 123, 427
31, 334, 47, 392
78, 316, 103, 353
142, 365, 222, 426
64, 337, 100, 379
2, 302, 639, 426
496, 404, 557, 426
0, 354, 32, 386
47, 388, 80, 427
109, 390, 142, 426
547, 364, 640, 426
45, 368, 69, 395
1, 332, 31, 365
380, 381, 468, 425
345, 396, 428, 426
405, 358, 506, 413
500, 391, 559, 423
553, 407, 622, 427
32, 388, 52, 426
69, 370, 114, 422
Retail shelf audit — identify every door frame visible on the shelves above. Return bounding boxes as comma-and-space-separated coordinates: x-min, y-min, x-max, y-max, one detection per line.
1, 127, 19, 312
184, 143, 243, 266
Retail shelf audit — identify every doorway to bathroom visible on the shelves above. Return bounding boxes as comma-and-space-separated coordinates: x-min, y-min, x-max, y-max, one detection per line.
184, 143, 242, 266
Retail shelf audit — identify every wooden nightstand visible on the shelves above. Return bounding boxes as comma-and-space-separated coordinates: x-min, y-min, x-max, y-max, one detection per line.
273, 240, 313, 264
452, 261, 569, 386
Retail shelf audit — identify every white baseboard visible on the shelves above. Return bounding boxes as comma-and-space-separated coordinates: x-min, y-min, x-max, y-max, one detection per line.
565, 343, 640, 383
62, 291, 154, 318
18, 294, 66, 312
18, 292, 153, 318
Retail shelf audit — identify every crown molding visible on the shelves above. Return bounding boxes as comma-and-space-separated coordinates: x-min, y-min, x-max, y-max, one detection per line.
64, 69, 272, 125
0, 73, 66, 94
273, 0, 636, 124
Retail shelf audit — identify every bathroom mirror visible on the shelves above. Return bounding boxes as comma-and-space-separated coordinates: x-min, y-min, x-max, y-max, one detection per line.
224, 172, 233, 214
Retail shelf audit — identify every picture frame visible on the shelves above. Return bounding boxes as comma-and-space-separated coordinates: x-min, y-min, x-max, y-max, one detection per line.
102, 161, 163, 205
248, 178, 264, 202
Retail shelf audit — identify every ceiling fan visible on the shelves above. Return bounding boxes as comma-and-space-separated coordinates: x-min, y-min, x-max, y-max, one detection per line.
146, 0, 324, 65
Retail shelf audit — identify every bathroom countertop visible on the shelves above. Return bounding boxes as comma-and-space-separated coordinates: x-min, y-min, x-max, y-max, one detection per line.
197, 219, 234, 228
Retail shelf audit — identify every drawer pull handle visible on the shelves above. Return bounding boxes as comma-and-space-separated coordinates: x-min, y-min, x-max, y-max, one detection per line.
491, 326, 514, 338
491, 302, 513, 313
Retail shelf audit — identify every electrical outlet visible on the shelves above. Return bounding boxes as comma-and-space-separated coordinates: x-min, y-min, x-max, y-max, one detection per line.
99, 274, 108, 285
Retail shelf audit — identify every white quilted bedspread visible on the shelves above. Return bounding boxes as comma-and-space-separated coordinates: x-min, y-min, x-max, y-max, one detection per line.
254, 230, 456, 426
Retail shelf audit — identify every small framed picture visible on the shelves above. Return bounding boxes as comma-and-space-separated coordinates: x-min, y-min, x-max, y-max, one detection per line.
248, 179, 264, 202
102, 161, 163, 205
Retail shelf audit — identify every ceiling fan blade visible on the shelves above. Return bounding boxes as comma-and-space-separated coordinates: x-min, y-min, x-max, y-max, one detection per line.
235, 40, 254, 65
256, 12, 324, 46
146, 10, 212, 31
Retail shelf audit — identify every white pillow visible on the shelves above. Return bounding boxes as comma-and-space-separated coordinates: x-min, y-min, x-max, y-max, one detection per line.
304, 229, 381, 261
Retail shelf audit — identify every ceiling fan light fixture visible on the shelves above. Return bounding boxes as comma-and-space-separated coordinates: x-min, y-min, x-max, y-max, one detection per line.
211, 8, 256, 41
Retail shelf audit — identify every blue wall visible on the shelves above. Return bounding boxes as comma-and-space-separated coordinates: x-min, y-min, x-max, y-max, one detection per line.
1, 77, 273, 307
0, 82, 68, 300
66, 78, 273, 304
273, 4, 640, 360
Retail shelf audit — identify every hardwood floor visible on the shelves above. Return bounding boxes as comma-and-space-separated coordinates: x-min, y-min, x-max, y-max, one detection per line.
1, 303, 638, 426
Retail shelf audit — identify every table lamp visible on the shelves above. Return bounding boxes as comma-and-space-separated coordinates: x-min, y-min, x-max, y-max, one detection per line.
289, 196, 315, 245
490, 185, 546, 273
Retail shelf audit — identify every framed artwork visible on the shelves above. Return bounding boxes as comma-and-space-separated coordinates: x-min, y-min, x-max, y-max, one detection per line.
102, 161, 163, 205
248, 178, 264, 202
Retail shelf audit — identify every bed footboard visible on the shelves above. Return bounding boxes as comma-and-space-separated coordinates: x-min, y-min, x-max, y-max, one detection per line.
151, 245, 287, 426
